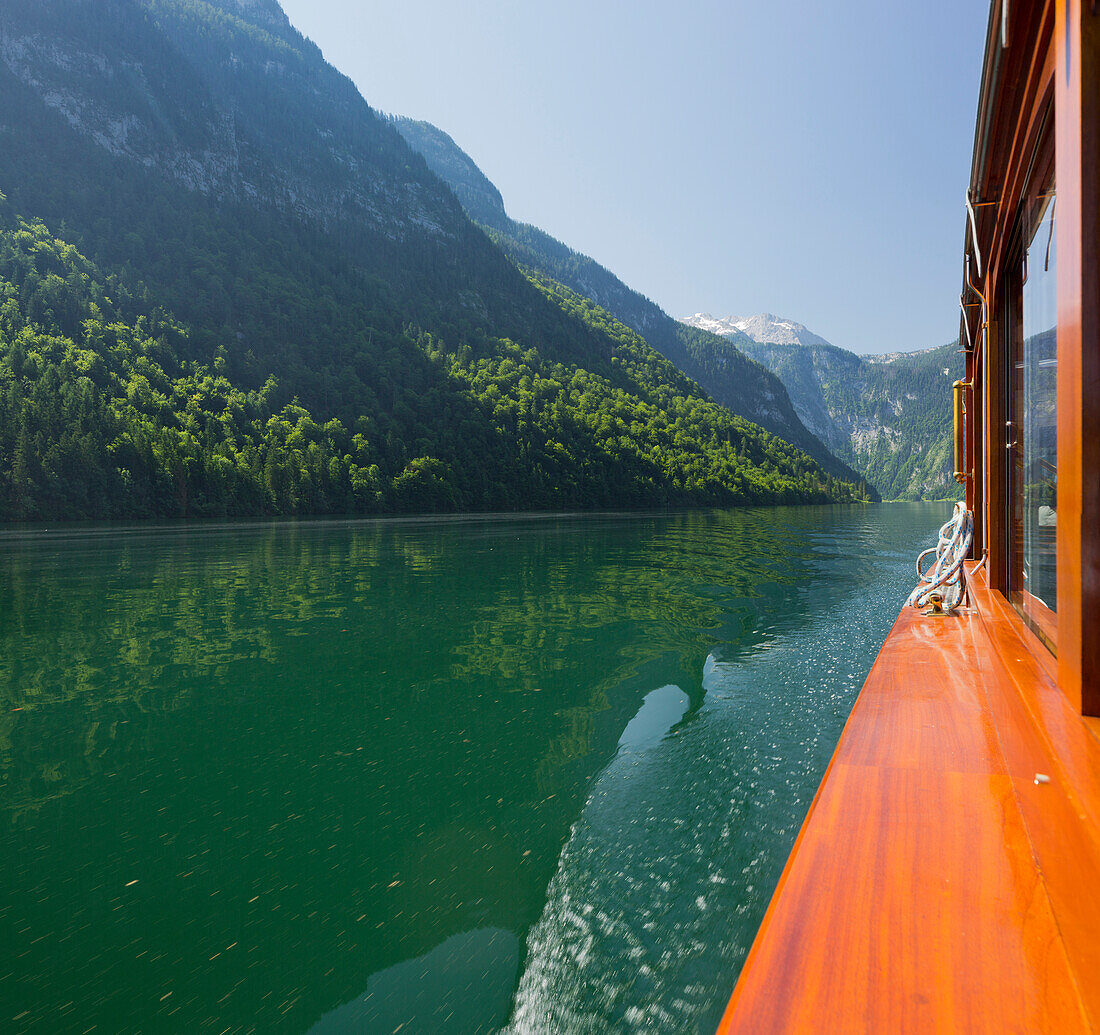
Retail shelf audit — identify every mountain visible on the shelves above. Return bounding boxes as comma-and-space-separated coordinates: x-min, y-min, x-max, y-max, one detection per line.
683, 313, 834, 349
390, 118, 508, 231
691, 310, 963, 500
391, 118, 875, 498
0, 0, 871, 519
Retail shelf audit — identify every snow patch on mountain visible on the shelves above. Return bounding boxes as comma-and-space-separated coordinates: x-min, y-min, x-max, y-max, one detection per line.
682, 312, 834, 349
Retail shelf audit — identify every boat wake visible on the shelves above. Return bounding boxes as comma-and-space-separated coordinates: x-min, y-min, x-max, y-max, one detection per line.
502, 625, 870, 1033
501, 683, 730, 1034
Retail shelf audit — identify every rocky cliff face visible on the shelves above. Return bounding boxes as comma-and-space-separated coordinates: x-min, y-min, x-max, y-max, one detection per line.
0, 0, 467, 241
734, 337, 963, 500
0, 13, 238, 195
683, 307, 962, 500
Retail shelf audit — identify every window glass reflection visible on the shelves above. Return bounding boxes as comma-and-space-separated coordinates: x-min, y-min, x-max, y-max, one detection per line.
1011, 189, 1057, 645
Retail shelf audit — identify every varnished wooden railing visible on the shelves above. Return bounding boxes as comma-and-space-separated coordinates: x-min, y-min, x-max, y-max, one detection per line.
716, 580, 1100, 1033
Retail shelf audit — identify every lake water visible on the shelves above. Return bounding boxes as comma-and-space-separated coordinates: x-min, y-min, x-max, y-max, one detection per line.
0, 504, 948, 1034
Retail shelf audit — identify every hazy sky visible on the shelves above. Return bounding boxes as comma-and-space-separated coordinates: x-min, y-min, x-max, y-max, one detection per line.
277, 0, 990, 354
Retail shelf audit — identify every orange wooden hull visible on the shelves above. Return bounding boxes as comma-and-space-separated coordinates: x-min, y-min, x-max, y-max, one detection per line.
718, 1, 1100, 1029
715, 576, 1100, 1033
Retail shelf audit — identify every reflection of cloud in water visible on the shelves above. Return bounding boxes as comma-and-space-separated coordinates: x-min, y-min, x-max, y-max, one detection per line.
618, 685, 690, 751
308, 926, 518, 1035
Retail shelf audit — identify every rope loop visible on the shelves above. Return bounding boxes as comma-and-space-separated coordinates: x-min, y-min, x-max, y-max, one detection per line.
915, 547, 940, 579
906, 502, 974, 612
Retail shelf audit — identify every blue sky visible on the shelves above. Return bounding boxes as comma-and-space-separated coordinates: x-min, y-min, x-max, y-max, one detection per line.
278, 0, 991, 354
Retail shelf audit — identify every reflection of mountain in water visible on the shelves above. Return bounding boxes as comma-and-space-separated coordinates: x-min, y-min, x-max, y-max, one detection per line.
0, 507, 941, 1033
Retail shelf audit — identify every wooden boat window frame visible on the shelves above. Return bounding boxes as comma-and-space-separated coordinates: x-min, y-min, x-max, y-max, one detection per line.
971, 0, 1100, 716
998, 117, 1058, 653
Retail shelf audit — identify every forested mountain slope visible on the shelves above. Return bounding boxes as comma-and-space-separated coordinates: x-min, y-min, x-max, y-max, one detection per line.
734, 338, 964, 500
0, 0, 870, 517
392, 117, 875, 498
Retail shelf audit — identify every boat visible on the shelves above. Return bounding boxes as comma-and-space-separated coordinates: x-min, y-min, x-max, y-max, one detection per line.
716, 1, 1100, 1030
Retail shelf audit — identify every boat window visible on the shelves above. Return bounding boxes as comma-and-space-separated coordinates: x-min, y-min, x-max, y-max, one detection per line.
1006, 169, 1057, 651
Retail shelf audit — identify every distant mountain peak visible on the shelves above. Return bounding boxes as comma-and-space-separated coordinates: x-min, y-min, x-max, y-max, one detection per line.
682, 312, 834, 349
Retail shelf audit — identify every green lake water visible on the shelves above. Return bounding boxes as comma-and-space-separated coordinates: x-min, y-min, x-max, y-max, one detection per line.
0, 504, 949, 1034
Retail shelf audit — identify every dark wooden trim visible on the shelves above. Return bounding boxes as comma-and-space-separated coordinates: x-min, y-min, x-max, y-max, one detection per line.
965, 0, 1100, 714
1055, 0, 1100, 715
974, 350, 984, 552
972, 4, 1055, 603
1084, 0, 1100, 716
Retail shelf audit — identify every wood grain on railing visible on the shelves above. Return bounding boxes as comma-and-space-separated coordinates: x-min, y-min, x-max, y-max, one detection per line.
716, 599, 1100, 1034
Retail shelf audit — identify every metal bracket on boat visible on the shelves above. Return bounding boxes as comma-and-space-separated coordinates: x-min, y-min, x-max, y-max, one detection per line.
922, 593, 950, 617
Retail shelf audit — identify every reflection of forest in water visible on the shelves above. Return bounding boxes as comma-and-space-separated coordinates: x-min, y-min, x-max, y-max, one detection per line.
0, 508, 923, 1033
0, 512, 811, 804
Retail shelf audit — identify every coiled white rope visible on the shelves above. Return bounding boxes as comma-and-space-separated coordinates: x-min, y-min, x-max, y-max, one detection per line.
907, 502, 974, 612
